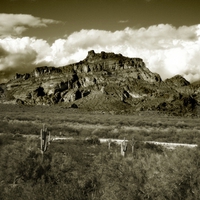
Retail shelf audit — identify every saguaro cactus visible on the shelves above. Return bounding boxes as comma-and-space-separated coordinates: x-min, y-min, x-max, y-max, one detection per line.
108, 139, 112, 150
131, 137, 136, 154
40, 124, 51, 155
121, 138, 128, 157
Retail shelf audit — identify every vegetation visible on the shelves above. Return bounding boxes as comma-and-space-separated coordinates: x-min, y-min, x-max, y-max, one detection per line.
0, 104, 200, 143
0, 133, 200, 199
1, 103, 200, 199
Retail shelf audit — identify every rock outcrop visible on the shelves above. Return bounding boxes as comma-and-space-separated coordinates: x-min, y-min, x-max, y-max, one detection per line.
1, 50, 199, 116
165, 75, 190, 88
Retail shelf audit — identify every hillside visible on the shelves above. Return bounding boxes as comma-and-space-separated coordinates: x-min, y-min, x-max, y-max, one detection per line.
0, 50, 199, 116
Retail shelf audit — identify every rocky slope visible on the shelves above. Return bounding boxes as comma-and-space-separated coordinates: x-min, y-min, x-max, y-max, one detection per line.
0, 50, 199, 116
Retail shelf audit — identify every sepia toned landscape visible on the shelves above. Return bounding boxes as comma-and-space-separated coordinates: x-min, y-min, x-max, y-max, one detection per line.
1, 51, 200, 199
1, 0, 200, 199
1, 41, 200, 199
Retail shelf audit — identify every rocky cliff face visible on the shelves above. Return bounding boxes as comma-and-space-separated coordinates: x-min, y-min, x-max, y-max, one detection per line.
1, 50, 199, 116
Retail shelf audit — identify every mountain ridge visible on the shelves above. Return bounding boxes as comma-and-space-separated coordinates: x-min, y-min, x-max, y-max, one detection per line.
0, 50, 199, 116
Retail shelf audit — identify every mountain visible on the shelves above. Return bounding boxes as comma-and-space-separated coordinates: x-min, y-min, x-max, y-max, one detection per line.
0, 50, 199, 116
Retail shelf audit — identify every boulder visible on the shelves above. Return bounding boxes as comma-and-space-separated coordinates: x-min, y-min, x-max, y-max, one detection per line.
16, 99, 24, 105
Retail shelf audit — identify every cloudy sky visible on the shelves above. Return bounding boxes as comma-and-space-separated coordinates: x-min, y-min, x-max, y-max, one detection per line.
0, 0, 200, 83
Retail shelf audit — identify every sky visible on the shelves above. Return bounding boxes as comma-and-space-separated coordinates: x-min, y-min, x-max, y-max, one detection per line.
0, 0, 200, 83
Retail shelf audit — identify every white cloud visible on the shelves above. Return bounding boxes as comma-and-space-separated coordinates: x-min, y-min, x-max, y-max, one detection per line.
47, 24, 200, 82
0, 37, 52, 81
118, 20, 129, 23
0, 13, 60, 37
0, 23, 200, 83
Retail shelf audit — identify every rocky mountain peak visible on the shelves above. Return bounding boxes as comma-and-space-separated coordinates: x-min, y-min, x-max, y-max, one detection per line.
84, 50, 143, 66
1, 50, 199, 116
165, 75, 190, 87
87, 50, 96, 60
85, 50, 124, 61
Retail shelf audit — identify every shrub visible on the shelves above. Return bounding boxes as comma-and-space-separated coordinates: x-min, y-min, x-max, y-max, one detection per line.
0, 133, 13, 146
144, 142, 164, 153
85, 136, 100, 145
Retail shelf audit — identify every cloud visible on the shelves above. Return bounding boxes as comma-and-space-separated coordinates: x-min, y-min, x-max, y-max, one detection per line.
0, 13, 61, 37
0, 23, 200, 83
48, 24, 199, 83
118, 20, 129, 23
0, 37, 52, 81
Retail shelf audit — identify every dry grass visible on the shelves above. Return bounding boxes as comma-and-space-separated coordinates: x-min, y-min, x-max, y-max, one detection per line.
0, 103, 200, 143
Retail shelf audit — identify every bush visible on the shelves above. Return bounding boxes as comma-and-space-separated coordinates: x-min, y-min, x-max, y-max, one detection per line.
144, 142, 164, 153
0, 133, 14, 146
85, 136, 100, 145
